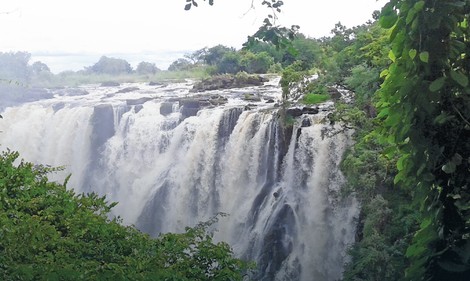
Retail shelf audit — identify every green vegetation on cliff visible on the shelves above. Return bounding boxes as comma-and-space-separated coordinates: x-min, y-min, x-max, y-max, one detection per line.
0, 151, 250, 280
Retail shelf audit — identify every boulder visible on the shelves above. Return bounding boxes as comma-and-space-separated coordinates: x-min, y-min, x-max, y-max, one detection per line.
160, 102, 174, 116
190, 74, 268, 92
286, 108, 303, 118
179, 99, 201, 118
327, 87, 342, 100
302, 107, 319, 115
301, 118, 311, 127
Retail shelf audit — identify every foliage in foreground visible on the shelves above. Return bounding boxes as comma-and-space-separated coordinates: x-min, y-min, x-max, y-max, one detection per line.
376, 0, 470, 279
0, 151, 250, 280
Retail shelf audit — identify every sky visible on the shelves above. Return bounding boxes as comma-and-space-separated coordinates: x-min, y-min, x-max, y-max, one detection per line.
0, 0, 387, 73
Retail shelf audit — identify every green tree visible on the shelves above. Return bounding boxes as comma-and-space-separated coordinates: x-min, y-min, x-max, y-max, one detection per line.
240, 51, 274, 74
377, 0, 470, 279
203, 45, 234, 66
136, 61, 160, 75
168, 58, 193, 71
88, 56, 132, 75
0, 52, 31, 85
0, 151, 250, 280
31, 61, 51, 74
216, 51, 242, 74
282, 35, 322, 69
184, 47, 208, 65
243, 41, 284, 64
30, 61, 54, 87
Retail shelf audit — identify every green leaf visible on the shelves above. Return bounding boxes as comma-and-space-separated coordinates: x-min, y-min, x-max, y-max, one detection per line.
406, 9, 417, 25
377, 107, 389, 118
409, 49, 417, 59
380, 14, 398, 29
388, 50, 396, 62
380, 69, 389, 78
450, 70, 469, 87
397, 156, 407, 170
434, 112, 453, 124
414, 1, 425, 11
429, 77, 446, 92
419, 51, 429, 63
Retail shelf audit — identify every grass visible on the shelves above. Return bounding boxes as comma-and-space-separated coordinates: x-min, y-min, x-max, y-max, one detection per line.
302, 93, 330, 105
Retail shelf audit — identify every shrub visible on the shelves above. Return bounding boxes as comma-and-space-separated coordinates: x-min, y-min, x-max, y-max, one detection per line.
301, 93, 330, 105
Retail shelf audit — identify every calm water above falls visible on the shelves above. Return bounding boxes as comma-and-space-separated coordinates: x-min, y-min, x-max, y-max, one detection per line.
0, 78, 359, 281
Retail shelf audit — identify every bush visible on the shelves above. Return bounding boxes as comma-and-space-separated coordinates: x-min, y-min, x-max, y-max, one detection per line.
0, 151, 250, 280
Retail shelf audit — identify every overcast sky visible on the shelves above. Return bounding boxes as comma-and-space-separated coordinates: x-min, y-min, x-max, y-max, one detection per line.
0, 0, 387, 72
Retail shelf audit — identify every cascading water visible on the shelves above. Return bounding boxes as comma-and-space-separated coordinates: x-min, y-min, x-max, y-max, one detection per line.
0, 78, 359, 280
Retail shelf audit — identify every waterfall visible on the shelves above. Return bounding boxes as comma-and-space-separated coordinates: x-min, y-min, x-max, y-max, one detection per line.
0, 81, 359, 280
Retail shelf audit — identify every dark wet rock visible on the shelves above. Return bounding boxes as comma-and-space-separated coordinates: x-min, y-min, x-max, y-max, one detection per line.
286, 108, 302, 118
296, 128, 302, 140
244, 103, 258, 111
100, 81, 120, 87
327, 87, 342, 100
190, 74, 268, 92
209, 96, 228, 106
163, 94, 230, 119
302, 107, 319, 115
266, 99, 275, 103
181, 107, 199, 118
179, 99, 200, 109
116, 87, 140, 94
149, 81, 165, 86
160, 102, 174, 116
179, 99, 201, 118
301, 118, 311, 127
126, 97, 152, 106
134, 104, 144, 113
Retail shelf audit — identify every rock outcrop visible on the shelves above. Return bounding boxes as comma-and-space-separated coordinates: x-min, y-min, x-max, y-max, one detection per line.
190, 74, 268, 93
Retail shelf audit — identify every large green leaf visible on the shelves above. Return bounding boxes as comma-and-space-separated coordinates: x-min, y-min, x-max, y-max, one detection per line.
429, 77, 446, 92
419, 51, 429, 63
450, 70, 469, 87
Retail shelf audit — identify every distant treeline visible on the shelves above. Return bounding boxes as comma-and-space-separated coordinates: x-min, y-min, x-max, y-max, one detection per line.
0, 32, 325, 88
